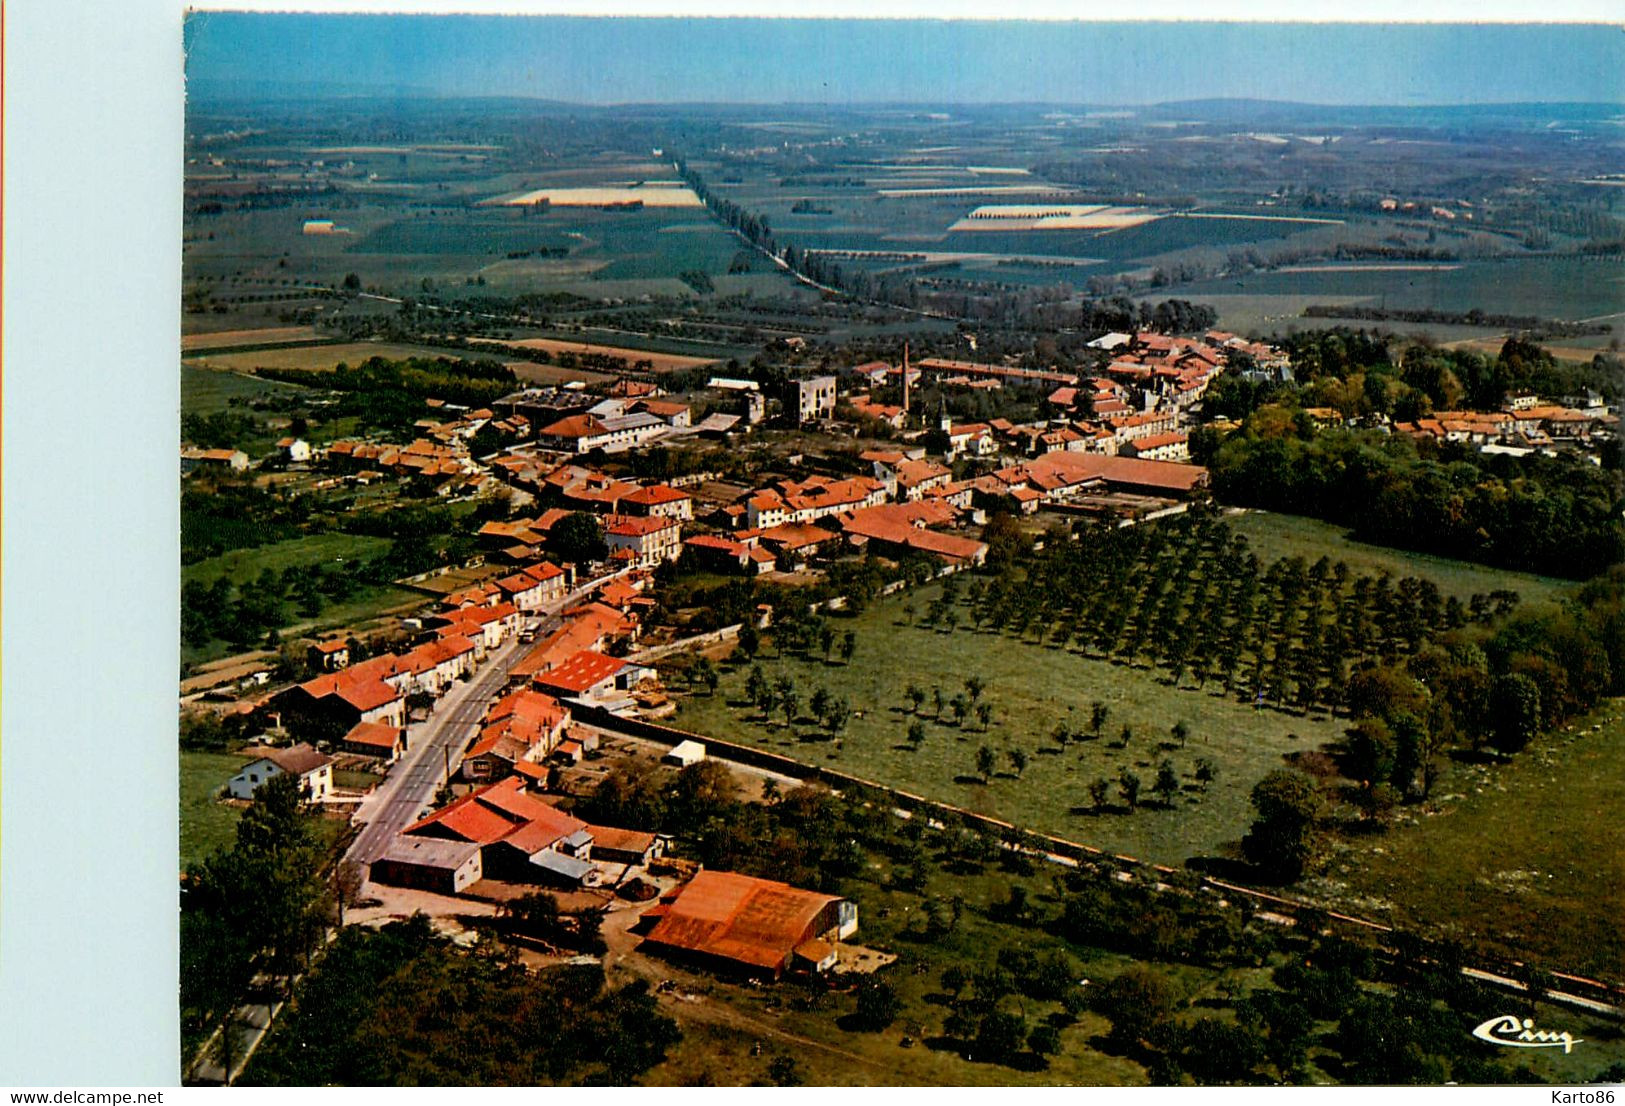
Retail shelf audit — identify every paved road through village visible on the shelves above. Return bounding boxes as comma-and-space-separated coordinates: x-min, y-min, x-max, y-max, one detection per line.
345, 634, 528, 866
344, 573, 622, 868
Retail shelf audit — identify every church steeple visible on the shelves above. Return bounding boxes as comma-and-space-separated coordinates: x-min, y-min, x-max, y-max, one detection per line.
902, 341, 911, 417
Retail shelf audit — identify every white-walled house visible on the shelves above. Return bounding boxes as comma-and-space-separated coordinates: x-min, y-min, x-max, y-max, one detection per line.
226, 743, 334, 801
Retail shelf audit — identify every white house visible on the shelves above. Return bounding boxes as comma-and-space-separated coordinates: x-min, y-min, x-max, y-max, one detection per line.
227, 743, 334, 801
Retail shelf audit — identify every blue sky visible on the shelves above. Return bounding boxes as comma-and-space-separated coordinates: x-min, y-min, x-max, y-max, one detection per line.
183, 15, 1625, 105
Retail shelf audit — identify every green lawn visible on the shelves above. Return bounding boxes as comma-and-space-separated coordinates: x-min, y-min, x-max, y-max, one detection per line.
181, 364, 306, 414
672, 585, 1351, 867
1314, 697, 1625, 984
181, 532, 393, 588
180, 750, 249, 870
180, 749, 352, 871
1225, 510, 1569, 610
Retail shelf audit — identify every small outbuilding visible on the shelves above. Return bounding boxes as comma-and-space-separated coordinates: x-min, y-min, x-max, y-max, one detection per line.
341, 720, 406, 763
664, 740, 706, 768
370, 836, 483, 896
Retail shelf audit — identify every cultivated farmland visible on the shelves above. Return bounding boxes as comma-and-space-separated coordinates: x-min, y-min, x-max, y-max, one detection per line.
180, 325, 322, 350
492, 184, 703, 208
184, 341, 489, 374
468, 336, 721, 373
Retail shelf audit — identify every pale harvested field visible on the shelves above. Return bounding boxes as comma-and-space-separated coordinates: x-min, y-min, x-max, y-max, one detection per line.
1277, 263, 1461, 274
180, 326, 320, 350
1445, 337, 1616, 364
186, 342, 473, 373
877, 184, 1071, 197
494, 185, 702, 208
505, 361, 618, 387
471, 337, 720, 372
952, 204, 1160, 231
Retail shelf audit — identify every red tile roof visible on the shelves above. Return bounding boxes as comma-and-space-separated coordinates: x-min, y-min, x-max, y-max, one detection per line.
343, 721, 402, 750
643, 870, 843, 971
404, 634, 476, 674
605, 514, 679, 538
404, 776, 572, 846
533, 649, 630, 695
757, 522, 838, 551
539, 415, 608, 440
634, 399, 690, 419
486, 688, 569, 731
335, 678, 403, 713
623, 484, 690, 506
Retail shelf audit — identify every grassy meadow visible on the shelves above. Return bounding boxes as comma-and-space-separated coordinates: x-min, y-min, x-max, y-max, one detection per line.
1224, 510, 1570, 610
180, 750, 249, 870
181, 532, 393, 588
185, 341, 477, 374
672, 583, 1349, 867
1316, 697, 1625, 983
180, 363, 308, 414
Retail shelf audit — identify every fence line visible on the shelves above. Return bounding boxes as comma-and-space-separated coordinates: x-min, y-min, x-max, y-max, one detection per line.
573, 704, 1625, 1011
628, 624, 743, 664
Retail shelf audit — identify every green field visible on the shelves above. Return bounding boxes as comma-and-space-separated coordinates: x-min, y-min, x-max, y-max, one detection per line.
672, 584, 1350, 867
180, 749, 351, 871
181, 533, 421, 666
354, 214, 579, 256
180, 750, 249, 869
181, 532, 394, 588
1224, 510, 1569, 610
1165, 256, 1625, 331
180, 364, 309, 414
185, 341, 475, 374
1317, 697, 1625, 984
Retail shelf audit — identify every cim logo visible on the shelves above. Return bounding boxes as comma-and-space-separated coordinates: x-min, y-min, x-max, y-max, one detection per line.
1473, 1014, 1584, 1054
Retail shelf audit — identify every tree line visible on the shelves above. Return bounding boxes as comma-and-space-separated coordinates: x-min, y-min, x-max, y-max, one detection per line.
256, 355, 518, 431
941, 510, 1507, 718
242, 915, 679, 1085
1206, 421, 1625, 579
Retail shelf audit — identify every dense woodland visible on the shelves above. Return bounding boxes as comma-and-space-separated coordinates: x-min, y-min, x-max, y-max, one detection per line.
255, 355, 518, 429
243, 918, 679, 1086
1204, 426, 1624, 579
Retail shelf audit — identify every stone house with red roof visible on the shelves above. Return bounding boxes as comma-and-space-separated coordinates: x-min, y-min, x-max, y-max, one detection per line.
603, 514, 683, 568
